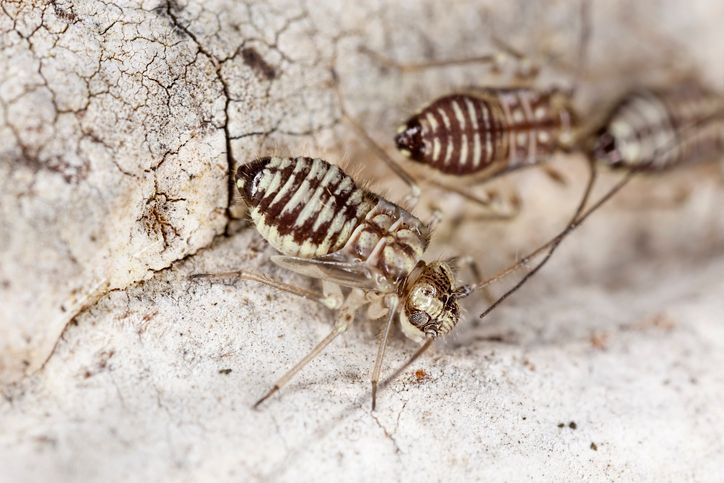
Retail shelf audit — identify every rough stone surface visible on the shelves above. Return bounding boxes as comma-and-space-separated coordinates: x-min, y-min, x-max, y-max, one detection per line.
1, 1, 724, 482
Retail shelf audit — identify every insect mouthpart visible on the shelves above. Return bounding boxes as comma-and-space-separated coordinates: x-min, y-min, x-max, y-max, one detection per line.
395, 119, 425, 161
590, 129, 624, 167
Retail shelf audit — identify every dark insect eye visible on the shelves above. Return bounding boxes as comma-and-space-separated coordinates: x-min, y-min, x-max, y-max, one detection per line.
409, 310, 430, 327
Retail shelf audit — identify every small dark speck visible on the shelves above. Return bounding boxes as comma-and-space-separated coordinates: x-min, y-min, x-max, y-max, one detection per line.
219, 368, 232, 375
241, 47, 276, 80
53, 5, 78, 22
522, 416, 527, 420
557, 423, 565, 428
590, 442, 598, 451
569, 421, 577, 430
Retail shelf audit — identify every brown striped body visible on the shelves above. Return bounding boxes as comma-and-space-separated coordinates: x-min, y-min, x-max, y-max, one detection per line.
344, 198, 430, 284
395, 88, 575, 175
591, 85, 724, 170
237, 156, 430, 285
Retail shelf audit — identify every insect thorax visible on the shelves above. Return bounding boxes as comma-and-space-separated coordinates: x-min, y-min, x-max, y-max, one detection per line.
344, 198, 430, 287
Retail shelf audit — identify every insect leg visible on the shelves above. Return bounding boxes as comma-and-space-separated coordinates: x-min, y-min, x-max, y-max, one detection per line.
426, 208, 443, 232
189, 270, 339, 309
331, 70, 421, 208
541, 165, 569, 186
253, 288, 367, 409
466, 158, 601, 306
359, 14, 536, 79
369, 295, 399, 411
422, 172, 521, 220
488, 34, 539, 82
359, 45, 503, 74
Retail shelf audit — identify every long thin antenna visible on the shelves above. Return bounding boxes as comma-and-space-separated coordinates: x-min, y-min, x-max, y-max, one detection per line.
478, 158, 598, 318
474, 161, 638, 318
572, 0, 592, 95
470, 95, 724, 316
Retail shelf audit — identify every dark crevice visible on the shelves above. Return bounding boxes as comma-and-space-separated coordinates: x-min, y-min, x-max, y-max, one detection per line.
163, 0, 236, 236
36, 233, 227, 378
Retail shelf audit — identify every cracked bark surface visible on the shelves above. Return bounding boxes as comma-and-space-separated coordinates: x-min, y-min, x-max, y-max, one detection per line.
1, 1, 724, 482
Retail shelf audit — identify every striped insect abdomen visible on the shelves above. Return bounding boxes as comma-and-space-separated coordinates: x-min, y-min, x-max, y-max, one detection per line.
395, 88, 575, 175
237, 156, 376, 258
590, 85, 724, 170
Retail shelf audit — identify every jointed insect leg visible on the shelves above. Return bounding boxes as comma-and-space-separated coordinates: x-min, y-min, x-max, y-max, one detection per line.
190, 269, 340, 309
370, 295, 400, 411
358, 32, 537, 81
359, 45, 503, 74
421, 173, 521, 220
331, 70, 422, 208
253, 288, 367, 408
541, 165, 568, 186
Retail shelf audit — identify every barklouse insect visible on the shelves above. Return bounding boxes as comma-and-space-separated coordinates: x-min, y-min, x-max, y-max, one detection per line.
469, 83, 724, 328
395, 87, 576, 177
589, 84, 724, 171
334, 1, 592, 211
191, 153, 633, 410
235, 155, 469, 409
332, 81, 567, 216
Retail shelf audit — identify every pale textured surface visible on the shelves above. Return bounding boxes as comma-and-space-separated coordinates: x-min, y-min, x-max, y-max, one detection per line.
2, 1, 724, 482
